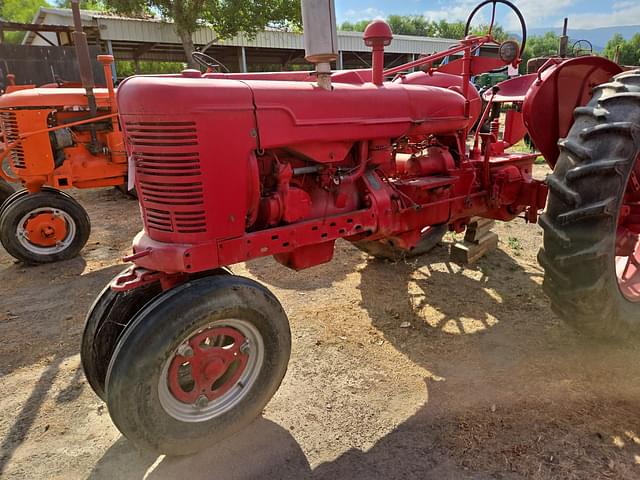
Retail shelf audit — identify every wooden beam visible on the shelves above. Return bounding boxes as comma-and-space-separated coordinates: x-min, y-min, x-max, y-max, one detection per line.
0, 21, 98, 33
34, 31, 57, 47
132, 42, 157, 59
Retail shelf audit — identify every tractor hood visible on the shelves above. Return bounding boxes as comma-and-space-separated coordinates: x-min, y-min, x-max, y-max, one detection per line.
0, 87, 113, 109
117, 73, 478, 152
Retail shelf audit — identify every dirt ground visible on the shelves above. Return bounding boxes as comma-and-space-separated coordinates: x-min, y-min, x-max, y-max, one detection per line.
2, 164, 640, 479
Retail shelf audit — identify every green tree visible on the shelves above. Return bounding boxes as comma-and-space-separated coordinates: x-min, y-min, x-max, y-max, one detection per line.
339, 20, 370, 32
339, 15, 507, 42
603, 33, 626, 61
435, 19, 465, 39
387, 15, 437, 37
116, 59, 184, 76
604, 33, 640, 66
54, 0, 108, 8
103, 0, 301, 68
469, 24, 507, 42
1, 0, 50, 43
519, 32, 560, 73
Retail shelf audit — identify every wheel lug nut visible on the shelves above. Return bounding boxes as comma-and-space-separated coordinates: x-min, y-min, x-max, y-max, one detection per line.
240, 340, 250, 354
195, 394, 208, 408
176, 344, 193, 357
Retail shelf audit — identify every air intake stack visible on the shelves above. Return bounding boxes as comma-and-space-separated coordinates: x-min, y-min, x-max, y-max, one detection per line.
301, 0, 338, 90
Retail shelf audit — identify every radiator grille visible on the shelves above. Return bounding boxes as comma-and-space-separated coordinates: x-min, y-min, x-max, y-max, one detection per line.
128, 121, 207, 235
0, 111, 25, 169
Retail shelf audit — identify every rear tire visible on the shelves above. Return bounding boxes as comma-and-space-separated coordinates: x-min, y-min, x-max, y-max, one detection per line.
105, 275, 291, 455
353, 224, 447, 261
539, 69, 640, 338
0, 190, 91, 264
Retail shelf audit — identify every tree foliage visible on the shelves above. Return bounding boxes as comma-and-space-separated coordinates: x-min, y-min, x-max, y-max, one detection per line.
54, 0, 108, 9
116, 59, 184, 76
1, 0, 50, 43
519, 32, 560, 73
603, 33, 640, 66
103, 0, 301, 67
340, 15, 507, 42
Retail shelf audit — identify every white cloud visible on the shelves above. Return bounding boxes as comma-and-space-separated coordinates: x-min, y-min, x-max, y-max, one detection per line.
422, 0, 575, 29
505, 0, 575, 29
344, 1, 640, 30
343, 7, 385, 22
569, 2, 640, 28
423, 0, 481, 23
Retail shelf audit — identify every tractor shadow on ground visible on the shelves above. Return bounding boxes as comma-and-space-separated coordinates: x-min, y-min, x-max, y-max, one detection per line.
358, 244, 547, 342
89, 387, 640, 480
90, 417, 313, 480
89, 244, 640, 479
351, 243, 640, 477
244, 239, 364, 291
0, 262, 127, 476
0, 354, 66, 477
0, 261, 123, 377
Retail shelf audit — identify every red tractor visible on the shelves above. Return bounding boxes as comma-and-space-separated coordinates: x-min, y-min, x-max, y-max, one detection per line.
81, 0, 639, 455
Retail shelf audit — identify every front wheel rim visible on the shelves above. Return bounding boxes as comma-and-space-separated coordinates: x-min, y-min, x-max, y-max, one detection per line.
158, 318, 264, 423
16, 207, 76, 255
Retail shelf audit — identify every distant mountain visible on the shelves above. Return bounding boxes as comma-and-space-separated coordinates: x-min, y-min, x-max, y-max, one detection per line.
523, 25, 640, 52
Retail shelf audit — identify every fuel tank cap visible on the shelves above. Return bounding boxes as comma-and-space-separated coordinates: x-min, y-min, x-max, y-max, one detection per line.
181, 69, 202, 78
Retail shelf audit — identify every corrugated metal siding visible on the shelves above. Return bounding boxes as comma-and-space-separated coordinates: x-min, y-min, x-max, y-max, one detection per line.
97, 17, 455, 54
30, 9, 457, 55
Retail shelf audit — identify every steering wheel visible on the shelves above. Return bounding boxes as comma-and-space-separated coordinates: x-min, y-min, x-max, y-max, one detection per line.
191, 51, 229, 73
464, 0, 527, 57
571, 39, 593, 57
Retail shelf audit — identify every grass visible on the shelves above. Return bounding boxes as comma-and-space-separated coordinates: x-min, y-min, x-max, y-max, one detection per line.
507, 236, 523, 255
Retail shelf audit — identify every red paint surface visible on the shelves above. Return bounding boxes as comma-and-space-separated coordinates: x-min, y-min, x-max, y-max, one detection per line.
114, 37, 616, 286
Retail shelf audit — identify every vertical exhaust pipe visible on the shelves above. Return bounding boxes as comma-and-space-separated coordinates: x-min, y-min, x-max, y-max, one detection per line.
559, 18, 569, 58
71, 0, 100, 152
301, 0, 338, 90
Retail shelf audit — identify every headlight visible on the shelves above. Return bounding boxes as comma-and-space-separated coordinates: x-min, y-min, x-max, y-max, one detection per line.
499, 40, 520, 63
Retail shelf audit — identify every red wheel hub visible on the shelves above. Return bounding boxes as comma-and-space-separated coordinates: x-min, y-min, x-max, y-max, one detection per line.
24, 212, 68, 247
616, 166, 640, 301
167, 326, 249, 404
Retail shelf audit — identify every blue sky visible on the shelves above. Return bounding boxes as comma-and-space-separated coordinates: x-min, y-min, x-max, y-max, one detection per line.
335, 1, 640, 29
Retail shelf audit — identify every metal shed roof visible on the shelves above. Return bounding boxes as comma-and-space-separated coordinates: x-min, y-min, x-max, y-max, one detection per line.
26, 7, 457, 55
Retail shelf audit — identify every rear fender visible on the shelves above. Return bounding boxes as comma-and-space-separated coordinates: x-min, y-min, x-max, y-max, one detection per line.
522, 56, 622, 167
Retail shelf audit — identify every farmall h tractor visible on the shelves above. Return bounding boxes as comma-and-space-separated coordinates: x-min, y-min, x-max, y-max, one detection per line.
0, 2, 126, 264
81, 0, 639, 455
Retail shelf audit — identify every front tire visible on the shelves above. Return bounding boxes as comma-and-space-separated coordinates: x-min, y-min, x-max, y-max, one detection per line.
0, 190, 91, 264
81, 274, 162, 401
105, 275, 291, 455
0, 179, 14, 206
539, 69, 640, 338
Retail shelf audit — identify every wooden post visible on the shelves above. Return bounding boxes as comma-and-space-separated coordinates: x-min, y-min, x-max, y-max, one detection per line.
237, 46, 247, 73
450, 217, 498, 264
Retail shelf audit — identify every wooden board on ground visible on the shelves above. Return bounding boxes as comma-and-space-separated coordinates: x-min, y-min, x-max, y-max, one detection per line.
451, 217, 498, 264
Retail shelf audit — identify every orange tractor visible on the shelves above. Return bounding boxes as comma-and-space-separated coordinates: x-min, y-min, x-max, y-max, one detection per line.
0, 3, 126, 264
0, 74, 18, 204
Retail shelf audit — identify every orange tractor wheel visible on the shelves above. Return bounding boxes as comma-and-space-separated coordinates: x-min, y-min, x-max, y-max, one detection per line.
0, 189, 91, 264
